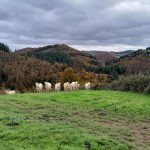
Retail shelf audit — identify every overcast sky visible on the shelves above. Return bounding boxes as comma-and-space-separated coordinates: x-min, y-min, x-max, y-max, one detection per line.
0, 0, 150, 51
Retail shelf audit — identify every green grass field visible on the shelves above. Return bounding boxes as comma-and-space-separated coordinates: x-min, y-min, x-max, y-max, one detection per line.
0, 90, 149, 150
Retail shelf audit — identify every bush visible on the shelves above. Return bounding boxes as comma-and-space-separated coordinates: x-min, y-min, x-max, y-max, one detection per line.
110, 74, 150, 93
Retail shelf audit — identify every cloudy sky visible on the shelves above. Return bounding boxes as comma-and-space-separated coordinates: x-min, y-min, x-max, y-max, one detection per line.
0, 0, 150, 51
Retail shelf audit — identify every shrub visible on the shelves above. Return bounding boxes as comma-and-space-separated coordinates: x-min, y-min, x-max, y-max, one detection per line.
110, 74, 150, 93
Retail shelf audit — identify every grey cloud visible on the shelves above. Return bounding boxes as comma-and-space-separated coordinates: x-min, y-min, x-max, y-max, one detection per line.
0, 0, 150, 51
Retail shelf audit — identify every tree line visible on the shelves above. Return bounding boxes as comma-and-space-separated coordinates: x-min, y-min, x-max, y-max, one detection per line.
0, 51, 106, 92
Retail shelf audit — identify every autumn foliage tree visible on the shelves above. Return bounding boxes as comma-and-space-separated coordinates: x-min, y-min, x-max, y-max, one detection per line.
0, 52, 67, 92
0, 51, 106, 92
61, 68, 80, 83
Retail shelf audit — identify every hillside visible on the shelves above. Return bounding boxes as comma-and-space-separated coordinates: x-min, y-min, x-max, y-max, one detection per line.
84, 49, 150, 75
16, 45, 150, 75
84, 51, 116, 64
16, 44, 102, 71
0, 51, 105, 92
85, 50, 134, 64
114, 50, 134, 58
0, 91, 149, 150
111, 49, 150, 74
0, 51, 66, 91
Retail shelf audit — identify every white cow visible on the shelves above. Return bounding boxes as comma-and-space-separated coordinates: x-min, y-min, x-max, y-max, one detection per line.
35, 82, 43, 92
70, 81, 79, 90
64, 82, 70, 91
5, 90, 16, 94
75, 81, 80, 90
76, 83, 80, 90
85, 82, 91, 90
55, 83, 61, 92
44, 82, 52, 92
70, 81, 77, 90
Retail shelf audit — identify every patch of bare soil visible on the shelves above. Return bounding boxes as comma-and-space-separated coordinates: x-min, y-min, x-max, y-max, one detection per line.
130, 121, 150, 146
90, 109, 150, 149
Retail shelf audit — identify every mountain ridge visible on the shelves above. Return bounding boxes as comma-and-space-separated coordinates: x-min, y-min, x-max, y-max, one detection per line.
15, 44, 102, 72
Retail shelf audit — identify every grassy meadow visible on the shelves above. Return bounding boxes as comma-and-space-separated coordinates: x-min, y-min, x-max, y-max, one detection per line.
0, 90, 149, 150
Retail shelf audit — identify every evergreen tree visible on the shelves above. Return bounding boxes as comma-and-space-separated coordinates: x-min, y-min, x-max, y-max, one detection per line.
0, 42, 10, 53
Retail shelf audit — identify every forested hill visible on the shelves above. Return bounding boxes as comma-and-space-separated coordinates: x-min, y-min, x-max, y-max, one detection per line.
0, 42, 150, 92
84, 51, 116, 64
83, 48, 150, 75
110, 49, 150, 74
0, 51, 64, 91
15, 44, 150, 75
16, 44, 102, 72
0, 51, 106, 92
84, 50, 134, 64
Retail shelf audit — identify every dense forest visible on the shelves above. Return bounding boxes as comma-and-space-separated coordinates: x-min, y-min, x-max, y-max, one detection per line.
16, 44, 101, 72
110, 49, 150, 74
0, 43, 106, 92
0, 42, 150, 93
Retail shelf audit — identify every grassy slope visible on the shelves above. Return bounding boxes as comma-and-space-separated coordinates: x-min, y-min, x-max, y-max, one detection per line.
0, 90, 149, 150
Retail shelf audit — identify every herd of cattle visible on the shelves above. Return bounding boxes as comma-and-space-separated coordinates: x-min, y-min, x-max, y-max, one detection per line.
5, 81, 91, 94
35, 81, 91, 92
